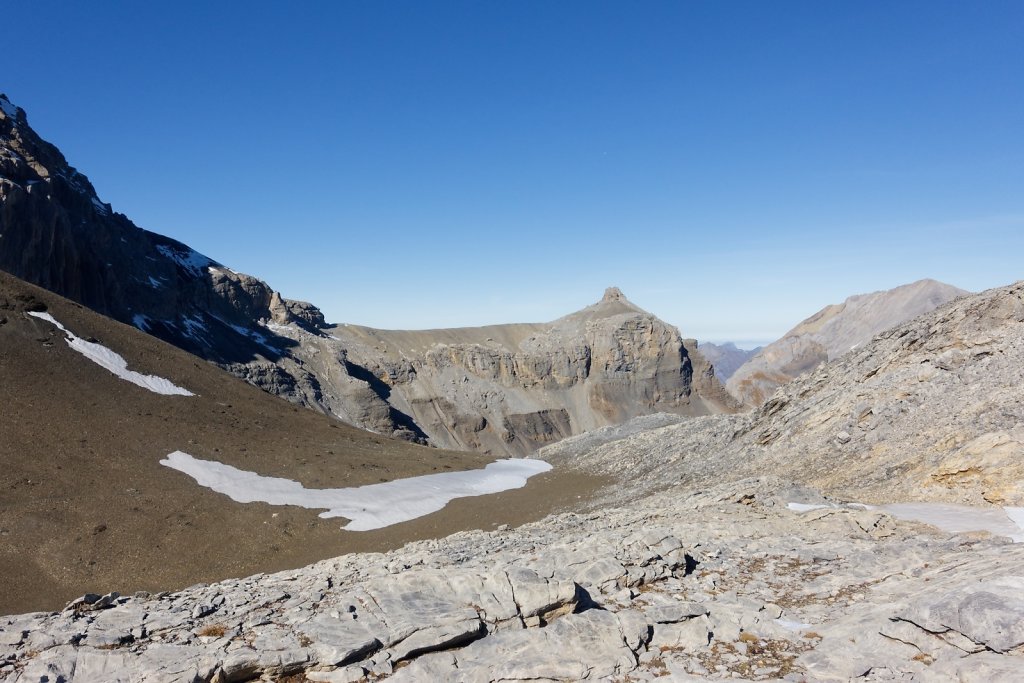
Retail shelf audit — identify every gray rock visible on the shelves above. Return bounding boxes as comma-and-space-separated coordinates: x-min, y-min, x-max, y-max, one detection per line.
643, 602, 707, 623
295, 614, 383, 667
649, 615, 712, 652
899, 576, 1024, 653
504, 566, 578, 621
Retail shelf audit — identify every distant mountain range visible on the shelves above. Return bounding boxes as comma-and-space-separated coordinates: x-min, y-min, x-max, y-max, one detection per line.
726, 279, 969, 406
697, 341, 761, 382
0, 93, 977, 450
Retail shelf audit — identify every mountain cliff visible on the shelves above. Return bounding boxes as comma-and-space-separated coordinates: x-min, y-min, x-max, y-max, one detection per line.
260, 286, 738, 455
551, 279, 1024, 508
726, 279, 968, 406
0, 95, 736, 454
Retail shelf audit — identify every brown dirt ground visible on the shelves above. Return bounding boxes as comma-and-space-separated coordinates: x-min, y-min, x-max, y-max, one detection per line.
0, 272, 608, 615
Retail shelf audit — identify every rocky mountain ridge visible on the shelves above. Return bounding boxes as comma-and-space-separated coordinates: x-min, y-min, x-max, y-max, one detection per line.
260, 286, 737, 455
727, 279, 968, 407
0, 94, 735, 455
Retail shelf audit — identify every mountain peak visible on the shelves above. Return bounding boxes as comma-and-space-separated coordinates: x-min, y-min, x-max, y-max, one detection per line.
0, 93, 19, 120
602, 286, 626, 303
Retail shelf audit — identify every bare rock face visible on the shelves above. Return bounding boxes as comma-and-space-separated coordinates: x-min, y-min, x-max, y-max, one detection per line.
727, 279, 968, 406
270, 288, 739, 455
0, 97, 736, 454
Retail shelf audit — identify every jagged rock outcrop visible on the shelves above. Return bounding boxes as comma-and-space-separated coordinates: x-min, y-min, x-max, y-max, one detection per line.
0, 96, 736, 454
698, 341, 761, 381
727, 279, 968, 407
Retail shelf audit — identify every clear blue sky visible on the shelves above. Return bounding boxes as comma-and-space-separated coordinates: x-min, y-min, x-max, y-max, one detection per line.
5, 1, 1023, 346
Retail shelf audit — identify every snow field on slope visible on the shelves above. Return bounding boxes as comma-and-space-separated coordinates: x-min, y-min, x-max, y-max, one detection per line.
28, 311, 194, 396
161, 451, 552, 531
788, 501, 1024, 542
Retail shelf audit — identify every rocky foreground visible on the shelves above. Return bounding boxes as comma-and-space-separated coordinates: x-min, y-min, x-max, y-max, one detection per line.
3, 476, 1022, 682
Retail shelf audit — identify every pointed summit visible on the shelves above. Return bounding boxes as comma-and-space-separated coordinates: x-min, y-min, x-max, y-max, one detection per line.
0, 94, 19, 120
602, 286, 626, 303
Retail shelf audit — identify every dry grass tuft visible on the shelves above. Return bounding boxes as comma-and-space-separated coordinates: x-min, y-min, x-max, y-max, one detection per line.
196, 624, 227, 638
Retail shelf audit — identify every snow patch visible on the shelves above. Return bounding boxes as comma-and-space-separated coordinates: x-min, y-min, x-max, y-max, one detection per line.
146, 276, 163, 288
91, 196, 109, 215
155, 244, 216, 276
226, 321, 277, 351
28, 312, 194, 396
132, 314, 151, 331
180, 315, 209, 341
0, 96, 17, 119
160, 451, 552, 531
207, 265, 239, 276
787, 499, 1024, 542
878, 503, 1024, 543
1004, 507, 1024, 533
787, 502, 834, 513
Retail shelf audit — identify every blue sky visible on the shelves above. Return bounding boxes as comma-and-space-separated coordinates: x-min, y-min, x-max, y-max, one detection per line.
4, 1, 1022, 345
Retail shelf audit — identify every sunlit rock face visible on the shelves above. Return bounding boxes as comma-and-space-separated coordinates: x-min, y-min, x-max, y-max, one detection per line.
277, 286, 739, 455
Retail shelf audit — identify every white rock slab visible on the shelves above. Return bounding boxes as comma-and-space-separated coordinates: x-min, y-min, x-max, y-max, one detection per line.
160, 451, 552, 531
28, 312, 194, 396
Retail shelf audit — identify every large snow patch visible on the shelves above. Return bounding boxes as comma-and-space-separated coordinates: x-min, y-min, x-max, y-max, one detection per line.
28, 312, 194, 396
160, 451, 552, 531
788, 500, 1024, 542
